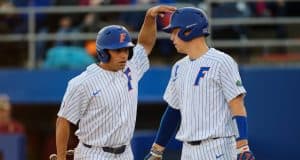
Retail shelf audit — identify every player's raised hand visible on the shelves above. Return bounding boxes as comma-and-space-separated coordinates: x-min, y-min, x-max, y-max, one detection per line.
147, 5, 176, 18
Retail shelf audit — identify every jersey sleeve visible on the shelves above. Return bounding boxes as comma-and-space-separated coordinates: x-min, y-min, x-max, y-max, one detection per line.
220, 55, 246, 102
57, 82, 89, 124
129, 44, 150, 80
163, 65, 180, 109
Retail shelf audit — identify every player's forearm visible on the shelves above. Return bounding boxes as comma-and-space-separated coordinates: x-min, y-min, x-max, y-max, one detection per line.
228, 95, 251, 148
138, 5, 176, 54
56, 117, 70, 159
137, 8, 157, 54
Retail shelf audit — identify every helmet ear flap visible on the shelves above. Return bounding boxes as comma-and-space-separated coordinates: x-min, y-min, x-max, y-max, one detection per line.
97, 49, 110, 63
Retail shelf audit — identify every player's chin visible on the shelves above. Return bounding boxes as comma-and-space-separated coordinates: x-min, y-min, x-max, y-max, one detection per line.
118, 63, 126, 70
175, 48, 184, 54
174, 45, 181, 52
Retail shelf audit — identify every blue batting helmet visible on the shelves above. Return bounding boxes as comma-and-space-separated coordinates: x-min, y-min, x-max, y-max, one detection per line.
163, 7, 209, 41
96, 25, 134, 63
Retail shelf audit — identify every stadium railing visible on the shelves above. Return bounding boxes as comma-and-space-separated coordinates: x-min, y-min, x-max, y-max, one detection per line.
0, 0, 300, 68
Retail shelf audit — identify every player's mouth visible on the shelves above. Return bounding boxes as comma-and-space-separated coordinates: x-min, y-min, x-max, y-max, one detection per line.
119, 61, 127, 66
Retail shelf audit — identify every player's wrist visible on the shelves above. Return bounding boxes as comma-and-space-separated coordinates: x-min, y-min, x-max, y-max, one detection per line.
236, 139, 248, 148
146, 8, 157, 18
56, 156, 66, 160
149, 143, 165, 158
237, 144, 250, 153
56, 153, 66, 160
152, 143, 165, 152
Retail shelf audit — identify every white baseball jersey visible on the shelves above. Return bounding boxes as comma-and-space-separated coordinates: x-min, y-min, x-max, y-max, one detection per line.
164, 48, 246, 142
58, 44, 149, 159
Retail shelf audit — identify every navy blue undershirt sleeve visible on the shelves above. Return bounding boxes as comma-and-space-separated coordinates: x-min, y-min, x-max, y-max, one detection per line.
154, 106, 181, 147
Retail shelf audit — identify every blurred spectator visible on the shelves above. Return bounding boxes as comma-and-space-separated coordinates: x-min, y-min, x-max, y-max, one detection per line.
249, 0, 288, 54
36, 15, 81, 66
0, 1, 20, 34
0, 95, 25, 134
42, 46, 95, 69
78, 13, 99, 33
212, 2, 251, 40
0, 1, 26, 67
111, 0, 130, 4
84, 40, 97, 57
251, 0, 287, 39
10, 0, 53, 33
53, 0, 83, 27
79, 0, 110, 6
55, 15, 81, 46
53, 0, 78, 6
78, 0, 115, 57
119, 0, 153, 31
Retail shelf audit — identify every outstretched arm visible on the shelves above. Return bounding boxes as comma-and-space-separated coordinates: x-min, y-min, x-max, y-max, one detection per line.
138, 5, 176, 55
229, 94, 255, 160
56, 117, 70, 160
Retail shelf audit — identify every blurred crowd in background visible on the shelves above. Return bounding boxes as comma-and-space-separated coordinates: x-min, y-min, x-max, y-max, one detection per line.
0, 0, 300, 69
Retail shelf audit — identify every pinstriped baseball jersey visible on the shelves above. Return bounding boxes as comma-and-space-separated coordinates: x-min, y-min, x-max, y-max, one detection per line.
163, 48, 246, 142
58, 44, 149, 149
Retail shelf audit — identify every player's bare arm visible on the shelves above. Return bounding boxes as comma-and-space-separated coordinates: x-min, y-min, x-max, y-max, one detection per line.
138, 5, 176, 54
229, 94, 247, 116
228, 94, 248, 148
56, 117, 70, 160
229, 94, 255, 159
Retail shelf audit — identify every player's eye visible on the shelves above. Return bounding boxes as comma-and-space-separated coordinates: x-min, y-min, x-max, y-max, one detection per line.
113, 48, 129, 53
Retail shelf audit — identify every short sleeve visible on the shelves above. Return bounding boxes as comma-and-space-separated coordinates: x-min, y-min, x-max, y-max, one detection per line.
57, 82, 89, 124
163, 65, 180, 109
129, 44, 150, 80
220, 56, 246, 102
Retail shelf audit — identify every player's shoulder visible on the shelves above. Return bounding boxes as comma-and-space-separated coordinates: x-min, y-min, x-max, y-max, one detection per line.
207, 48, 237, 64
68, 72, 88, 88
173, 56, 189, 67
133, 43, 147, 55
134, 43, 145, 51
68, 64, 97, 87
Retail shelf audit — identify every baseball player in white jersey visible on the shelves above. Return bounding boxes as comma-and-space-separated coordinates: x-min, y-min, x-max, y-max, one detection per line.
145, 7, 255, 160
55, 5, 176, 160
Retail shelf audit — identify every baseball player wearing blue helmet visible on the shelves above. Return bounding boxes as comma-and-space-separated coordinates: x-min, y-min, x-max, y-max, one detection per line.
96, 25, 135, 63
145, 7, 255, 160
56, 5, 176, 160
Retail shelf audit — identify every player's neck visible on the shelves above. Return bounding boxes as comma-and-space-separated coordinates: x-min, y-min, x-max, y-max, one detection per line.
187, 38, 209, 60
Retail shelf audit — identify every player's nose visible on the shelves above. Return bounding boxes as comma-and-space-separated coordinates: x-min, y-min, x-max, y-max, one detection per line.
120, 50, 129, 59
170, 33, 174, 41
